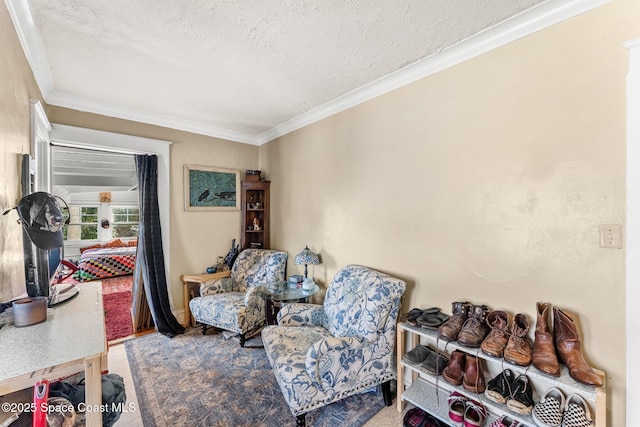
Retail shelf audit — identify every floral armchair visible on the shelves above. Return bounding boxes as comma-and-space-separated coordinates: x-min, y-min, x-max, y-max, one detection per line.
189, 249, 287, 346
261, 265, 406, 427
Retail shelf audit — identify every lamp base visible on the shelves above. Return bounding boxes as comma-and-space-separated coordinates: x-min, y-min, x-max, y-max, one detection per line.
302, 277, 315, 290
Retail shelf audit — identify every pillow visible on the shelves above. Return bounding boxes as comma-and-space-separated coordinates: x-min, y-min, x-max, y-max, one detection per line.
126, 239, 138, 247
104, 239, 125, 248
79, 244, 101, 254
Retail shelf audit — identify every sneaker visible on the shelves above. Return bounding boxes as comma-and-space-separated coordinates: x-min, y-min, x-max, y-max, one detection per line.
403, 344, 434, 364
532, 387, 565, 427
448, 391, 467, 426
403, 406, 428, 427
485, 369, 514, 404
463, 399, 487, 427
561, 394, 593, 427
506, 374, 534, 414
490, 415, 520, 427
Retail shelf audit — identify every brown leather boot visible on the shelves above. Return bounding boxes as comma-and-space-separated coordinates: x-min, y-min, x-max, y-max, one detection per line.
480, 310, 510, 357
462, 354, 486, 393
503, 313, 533, 366
438, 302, 471, 341
457, 305, 490, 348
553, 306, 603, 386
532, 302, 560, 376
442, 350, 466, 386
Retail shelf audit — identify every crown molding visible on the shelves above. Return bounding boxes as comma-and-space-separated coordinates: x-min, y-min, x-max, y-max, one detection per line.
625, 38, 640, 50
5, 0, 54, 96
257, 0, 611, 144
7, 0, 610, 146
46, 90, 258, 145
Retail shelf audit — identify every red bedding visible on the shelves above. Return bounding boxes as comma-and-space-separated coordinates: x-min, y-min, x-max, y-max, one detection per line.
73, 246, 137, 282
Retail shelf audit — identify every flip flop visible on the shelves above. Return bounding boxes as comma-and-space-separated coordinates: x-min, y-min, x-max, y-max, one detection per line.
416, 310, 450, 328
399, 308, 426, 322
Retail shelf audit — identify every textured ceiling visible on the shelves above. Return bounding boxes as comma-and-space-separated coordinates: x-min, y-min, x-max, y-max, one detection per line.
16, 0, 569, 143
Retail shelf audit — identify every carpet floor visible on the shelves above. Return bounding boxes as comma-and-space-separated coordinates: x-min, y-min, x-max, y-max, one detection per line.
103, 290, 133, 341
101, 275, 134, 341
124, 327, 389, 427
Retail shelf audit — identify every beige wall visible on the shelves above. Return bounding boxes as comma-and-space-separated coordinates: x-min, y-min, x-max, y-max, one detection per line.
261, 1, 639, 425
3, 0, 636, 423
47, 107, 260, 308
0, 2, 45, 302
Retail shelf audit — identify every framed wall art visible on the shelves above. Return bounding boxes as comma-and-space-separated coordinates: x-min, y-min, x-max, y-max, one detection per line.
184, 165, 240, 211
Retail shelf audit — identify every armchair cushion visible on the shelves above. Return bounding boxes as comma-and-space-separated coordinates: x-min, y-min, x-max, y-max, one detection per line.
262, 264, 406, 418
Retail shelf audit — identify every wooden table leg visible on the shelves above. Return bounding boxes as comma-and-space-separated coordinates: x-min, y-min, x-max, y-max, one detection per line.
265, 298, 275, 325
84, 354, 103, 427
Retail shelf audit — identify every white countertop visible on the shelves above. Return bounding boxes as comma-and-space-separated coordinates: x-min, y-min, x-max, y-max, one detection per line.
0, 281, 105, 382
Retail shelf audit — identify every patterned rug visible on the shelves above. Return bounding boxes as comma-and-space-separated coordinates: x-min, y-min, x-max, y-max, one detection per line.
99, 275, 134, 341
104, 291, 133, 341
101, 275, 134, 295
124, 327, 390, 427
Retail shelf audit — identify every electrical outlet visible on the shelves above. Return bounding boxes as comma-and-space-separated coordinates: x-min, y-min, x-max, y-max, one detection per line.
599, 224, 622, 248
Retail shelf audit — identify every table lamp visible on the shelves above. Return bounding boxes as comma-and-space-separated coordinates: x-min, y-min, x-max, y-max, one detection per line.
295, 246, 320, 290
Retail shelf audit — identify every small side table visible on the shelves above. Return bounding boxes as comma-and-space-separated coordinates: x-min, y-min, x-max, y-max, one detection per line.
265, 282, 320, 325
180, 270, 231, 327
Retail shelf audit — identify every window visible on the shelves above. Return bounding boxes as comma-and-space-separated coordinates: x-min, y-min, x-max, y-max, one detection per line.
111, 206, 139, 238
65, 206, 98, 240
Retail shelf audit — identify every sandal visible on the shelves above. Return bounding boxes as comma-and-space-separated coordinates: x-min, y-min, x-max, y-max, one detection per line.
399, 308, 427, 322
416, 309, 450, 329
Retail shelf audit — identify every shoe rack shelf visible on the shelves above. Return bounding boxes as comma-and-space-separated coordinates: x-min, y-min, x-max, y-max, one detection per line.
396, 322, 606, 427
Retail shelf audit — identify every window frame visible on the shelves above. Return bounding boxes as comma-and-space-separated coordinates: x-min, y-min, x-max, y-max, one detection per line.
64, 204, 100, 243
109, 205, 140, 240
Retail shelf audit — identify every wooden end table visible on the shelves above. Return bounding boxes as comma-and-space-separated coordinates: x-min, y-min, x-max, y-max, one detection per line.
180, 270, 231, 327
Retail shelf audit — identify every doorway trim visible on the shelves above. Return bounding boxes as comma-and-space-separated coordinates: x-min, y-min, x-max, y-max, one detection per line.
625, 37, 640, 424
48, 124, 175, 308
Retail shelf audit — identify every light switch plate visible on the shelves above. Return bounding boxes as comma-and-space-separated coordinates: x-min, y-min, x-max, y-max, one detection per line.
599, 224, 622, 248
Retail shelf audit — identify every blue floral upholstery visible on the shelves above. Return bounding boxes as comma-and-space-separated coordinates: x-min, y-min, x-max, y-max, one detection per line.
262, 265, 406, 421
189, 249, 287, 345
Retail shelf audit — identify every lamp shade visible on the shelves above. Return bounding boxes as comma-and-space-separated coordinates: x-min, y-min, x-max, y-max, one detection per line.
295, 246, 320, 279
295, 246, 320, 266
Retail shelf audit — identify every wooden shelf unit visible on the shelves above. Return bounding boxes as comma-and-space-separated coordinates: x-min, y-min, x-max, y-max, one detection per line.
241, 180, 270, 250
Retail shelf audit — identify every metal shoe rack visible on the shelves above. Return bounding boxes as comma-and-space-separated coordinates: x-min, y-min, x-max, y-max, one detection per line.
396, 322, 606, 426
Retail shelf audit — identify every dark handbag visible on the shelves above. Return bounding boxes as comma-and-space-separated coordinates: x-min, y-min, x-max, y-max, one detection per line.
223, 239, 240, 268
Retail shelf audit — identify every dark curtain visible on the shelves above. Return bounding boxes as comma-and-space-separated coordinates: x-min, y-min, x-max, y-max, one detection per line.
133, 154, 184, 337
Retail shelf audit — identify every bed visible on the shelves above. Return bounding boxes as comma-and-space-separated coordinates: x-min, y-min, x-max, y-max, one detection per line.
73, 246, 137, 282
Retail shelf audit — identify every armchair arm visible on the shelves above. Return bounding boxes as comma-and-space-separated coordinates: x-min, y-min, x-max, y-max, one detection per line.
277, 303, 327, 326
305, 336, 369, 390
243, 285, 267, 325
244, 284, 268, 305
200, 277, 235, 296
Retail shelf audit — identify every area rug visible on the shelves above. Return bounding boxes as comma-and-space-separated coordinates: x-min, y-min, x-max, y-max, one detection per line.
124, 327, 389, 427
101, 274, 134, 295
103, 290, 133, 341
